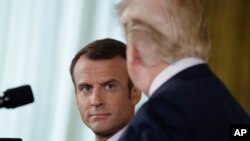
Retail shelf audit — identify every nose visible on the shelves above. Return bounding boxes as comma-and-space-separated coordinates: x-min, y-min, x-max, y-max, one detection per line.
90, 88, 104, 107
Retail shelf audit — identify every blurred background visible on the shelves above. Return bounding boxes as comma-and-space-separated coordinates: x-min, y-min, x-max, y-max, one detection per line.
0, 0, 249, 141
205, 0, 250, 113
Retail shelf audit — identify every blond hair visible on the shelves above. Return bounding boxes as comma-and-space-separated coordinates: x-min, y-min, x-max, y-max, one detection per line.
117, 0, 211, 65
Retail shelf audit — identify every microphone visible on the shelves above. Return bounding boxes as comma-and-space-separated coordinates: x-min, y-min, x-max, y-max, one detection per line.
0, 85, 34, 108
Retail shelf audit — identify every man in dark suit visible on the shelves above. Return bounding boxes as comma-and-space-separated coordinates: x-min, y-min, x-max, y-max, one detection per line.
116, 0, 250, 140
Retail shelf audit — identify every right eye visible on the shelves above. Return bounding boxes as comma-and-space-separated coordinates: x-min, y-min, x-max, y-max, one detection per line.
80, 85, 92, 94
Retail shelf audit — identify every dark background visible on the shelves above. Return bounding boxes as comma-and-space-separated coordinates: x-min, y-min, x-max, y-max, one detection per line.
205, 0, 250, 113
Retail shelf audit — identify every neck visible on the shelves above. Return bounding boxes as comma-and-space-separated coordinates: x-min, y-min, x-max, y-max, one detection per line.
95, 137, 109, 141
142, 61, 168, 95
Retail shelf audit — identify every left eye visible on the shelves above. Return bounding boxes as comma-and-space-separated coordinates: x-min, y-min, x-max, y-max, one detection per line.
105, 83, 116, 90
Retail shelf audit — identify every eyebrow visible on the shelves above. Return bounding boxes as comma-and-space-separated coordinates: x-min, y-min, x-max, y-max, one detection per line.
77, 82, 92, 89
77, 79, 119, 88
101, 79, 119, 86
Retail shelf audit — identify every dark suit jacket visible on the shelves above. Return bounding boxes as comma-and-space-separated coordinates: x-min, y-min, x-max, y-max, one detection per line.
119, 64, 250, 141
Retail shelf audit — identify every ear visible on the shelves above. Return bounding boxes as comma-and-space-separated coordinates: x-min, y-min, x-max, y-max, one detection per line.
131, 43, 139, 60
130, 86, 141, 105
128, 42, 142, 65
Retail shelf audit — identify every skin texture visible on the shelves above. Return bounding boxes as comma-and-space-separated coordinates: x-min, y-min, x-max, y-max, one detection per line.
73, 55, 140, 140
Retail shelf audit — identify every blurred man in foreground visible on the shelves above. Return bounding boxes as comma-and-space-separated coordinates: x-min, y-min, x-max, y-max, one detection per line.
116, 0, 250, 140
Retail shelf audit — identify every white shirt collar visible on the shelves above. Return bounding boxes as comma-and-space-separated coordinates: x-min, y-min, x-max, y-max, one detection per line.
107, 125, 128, 141
149, 57, 205, 97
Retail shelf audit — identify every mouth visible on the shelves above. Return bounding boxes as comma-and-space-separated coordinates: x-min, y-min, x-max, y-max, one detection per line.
90, 112, 111, 119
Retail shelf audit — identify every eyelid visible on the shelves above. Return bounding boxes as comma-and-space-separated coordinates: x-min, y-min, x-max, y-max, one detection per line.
105, 80, 118, 86
78, 84, 92, 91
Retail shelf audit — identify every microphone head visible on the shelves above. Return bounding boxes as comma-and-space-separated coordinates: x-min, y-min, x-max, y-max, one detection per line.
3, 85, 34, 108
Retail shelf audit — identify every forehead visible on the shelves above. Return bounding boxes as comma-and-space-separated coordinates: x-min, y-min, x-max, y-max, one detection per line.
73, 56, 128, 84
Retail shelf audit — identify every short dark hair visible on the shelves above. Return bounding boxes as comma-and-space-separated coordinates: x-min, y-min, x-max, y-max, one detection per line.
70, 38, 133, 94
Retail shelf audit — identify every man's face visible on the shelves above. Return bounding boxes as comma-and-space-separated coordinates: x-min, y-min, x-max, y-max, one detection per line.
73, 56, 139, 136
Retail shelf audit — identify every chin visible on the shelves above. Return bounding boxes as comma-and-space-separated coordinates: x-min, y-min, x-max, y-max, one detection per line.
93, 127, 114, 137
90, 122, 111, 133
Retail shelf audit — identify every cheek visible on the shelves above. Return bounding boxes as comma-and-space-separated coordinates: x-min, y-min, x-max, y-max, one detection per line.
111, 95, 133, 115
77, 98, 89, 121
115, 101, 134, 122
